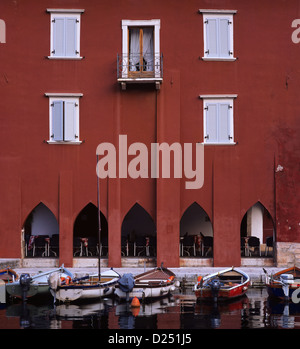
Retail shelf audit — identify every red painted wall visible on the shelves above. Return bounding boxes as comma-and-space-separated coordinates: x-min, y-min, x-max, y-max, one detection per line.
0, 0, 299, 267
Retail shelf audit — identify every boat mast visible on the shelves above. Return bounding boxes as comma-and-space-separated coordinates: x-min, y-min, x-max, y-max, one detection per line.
97, 154, 102, 279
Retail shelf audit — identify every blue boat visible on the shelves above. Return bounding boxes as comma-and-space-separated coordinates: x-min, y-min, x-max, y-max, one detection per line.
264, 266, 300, 301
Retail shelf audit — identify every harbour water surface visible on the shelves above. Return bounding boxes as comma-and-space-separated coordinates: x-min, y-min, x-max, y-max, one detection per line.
1, 287, 300, 330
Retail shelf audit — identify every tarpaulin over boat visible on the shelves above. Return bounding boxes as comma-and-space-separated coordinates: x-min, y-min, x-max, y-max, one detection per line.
118, 273, 135, 292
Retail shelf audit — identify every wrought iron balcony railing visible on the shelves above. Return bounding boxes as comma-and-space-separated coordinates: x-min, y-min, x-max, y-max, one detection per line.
117, 53, 163, 86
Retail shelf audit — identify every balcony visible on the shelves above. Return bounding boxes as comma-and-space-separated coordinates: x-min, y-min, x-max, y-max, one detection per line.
117, 53, 163, 90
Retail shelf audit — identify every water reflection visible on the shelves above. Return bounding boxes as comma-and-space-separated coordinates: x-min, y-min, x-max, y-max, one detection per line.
2, 287, 300, 329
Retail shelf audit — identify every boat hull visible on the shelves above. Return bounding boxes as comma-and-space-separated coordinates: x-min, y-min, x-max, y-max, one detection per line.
49, 269, 121, 302
115, 283, 176, 300
195, 282, 249, 301
51, 283, 116, 302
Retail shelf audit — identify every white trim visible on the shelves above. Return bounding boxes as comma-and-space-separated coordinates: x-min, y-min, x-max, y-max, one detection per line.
201, 142, 236, 145
47, 96, 81, 144
47, 140, 82, 145
199, 9, 237, 14
47, 9, 85, 13
199, 94, 237, 99
202, 57, 236, 62
47, 56, 83, 60
202, 97, 236, 145
202, 12, 235, 61
45, 93, 83, 97
49, 12, 82, 58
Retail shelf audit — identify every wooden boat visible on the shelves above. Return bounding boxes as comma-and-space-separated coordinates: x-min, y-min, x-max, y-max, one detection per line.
48, 268, 121, 303
6, 265, 73, 300
193, 267, 250, 302
114, 266, 179, 301
0, 268, 18, 283
264, 266, 300, 301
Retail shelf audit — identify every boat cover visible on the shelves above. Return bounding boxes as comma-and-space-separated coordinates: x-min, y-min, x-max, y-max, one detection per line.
118, 273, 135, 292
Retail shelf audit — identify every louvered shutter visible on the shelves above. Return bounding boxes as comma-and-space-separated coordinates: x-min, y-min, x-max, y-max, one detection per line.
65, 17, 78, 56
64, 101, 77, 141
51, 101, 63, 141
205, 103, 218, 143
206, 18, 218, 58
218, 103, 231, 142
52, 17, 65, 56
219, 18, 230, 57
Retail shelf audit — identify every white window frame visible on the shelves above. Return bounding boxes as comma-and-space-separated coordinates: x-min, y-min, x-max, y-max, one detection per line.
199, 9, 236, 61
200, 95, 237, 145
120, 19, 161, 79
45, 93, 83, 144
47, 9, 84, 59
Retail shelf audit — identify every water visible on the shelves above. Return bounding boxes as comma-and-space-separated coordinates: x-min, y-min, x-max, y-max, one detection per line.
2, 287, 300, 330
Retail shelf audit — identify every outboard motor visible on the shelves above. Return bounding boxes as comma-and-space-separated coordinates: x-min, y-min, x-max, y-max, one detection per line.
208, 277, 221, 303
19, 273, 32, 302
118, 273, 135, 302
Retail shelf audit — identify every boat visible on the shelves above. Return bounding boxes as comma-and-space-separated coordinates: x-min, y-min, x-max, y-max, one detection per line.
193, 267, 250, 302
6, 265, 73, 300
114, 266, 179, 301
48, 268, 121, 303
0, 268, 18, 283
264, 266, 300, 301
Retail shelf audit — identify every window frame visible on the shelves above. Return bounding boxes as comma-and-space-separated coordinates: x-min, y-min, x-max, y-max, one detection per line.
45, 93, 83, 145
47, 9, 84, 60
200, 9, 237, 61
200, 95, 237, 145
120, 19, 161, 79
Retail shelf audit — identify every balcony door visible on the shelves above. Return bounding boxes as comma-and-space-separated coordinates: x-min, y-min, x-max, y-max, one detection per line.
128, 27, 154, 76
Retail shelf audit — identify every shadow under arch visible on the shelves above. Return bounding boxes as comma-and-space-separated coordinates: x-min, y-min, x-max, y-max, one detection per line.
180, 202, 213, 257
121, 203, 156, 257
23, 202, 59, 257
240, 201, 275, 257
73, 202, 108, 257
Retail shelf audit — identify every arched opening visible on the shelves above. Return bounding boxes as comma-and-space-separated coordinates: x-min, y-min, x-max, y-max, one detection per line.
23, 202, 59, 257
180, 202, 213, 257
121, 203, 156, 257
73, 203, 108, 257
241, 202, 275, 257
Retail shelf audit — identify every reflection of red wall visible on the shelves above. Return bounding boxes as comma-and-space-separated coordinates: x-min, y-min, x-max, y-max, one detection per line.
0, 0, 299, 267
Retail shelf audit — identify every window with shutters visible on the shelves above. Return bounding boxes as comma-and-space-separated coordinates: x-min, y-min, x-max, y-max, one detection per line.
47, 9, 84, 59
200, 95, 237, 144
199, 10, 236, 61
45, 94, 82, 144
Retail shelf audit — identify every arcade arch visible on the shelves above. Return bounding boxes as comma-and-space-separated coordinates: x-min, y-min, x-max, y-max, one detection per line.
180, 202, 213, 257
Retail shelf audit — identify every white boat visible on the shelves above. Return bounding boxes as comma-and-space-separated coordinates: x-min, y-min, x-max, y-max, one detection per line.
115, 266, 179, 301
6, 265, 73, 300
48, 268, 121, 303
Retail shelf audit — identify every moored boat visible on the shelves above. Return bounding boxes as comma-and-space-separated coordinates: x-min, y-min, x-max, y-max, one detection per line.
6, 265, 73, 300
193, 267, 250, 302
48, 268, 121, 303
114, 266, 179, 301
0, 268, 18, 283
264, 266, 300, 301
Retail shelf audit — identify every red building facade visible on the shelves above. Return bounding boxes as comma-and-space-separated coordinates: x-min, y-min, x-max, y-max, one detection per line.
0, 0, 299, 268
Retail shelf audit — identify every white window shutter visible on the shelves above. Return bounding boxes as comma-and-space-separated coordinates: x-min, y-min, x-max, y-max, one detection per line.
218, 103, 231, 142
206, 18, 218, 57
64, 101, 77, 141
205, 103, 218, 143
53, 17, 65, 56
51, 101, 63, 141
65, 17, 78, 56
219, 18, 230, 57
